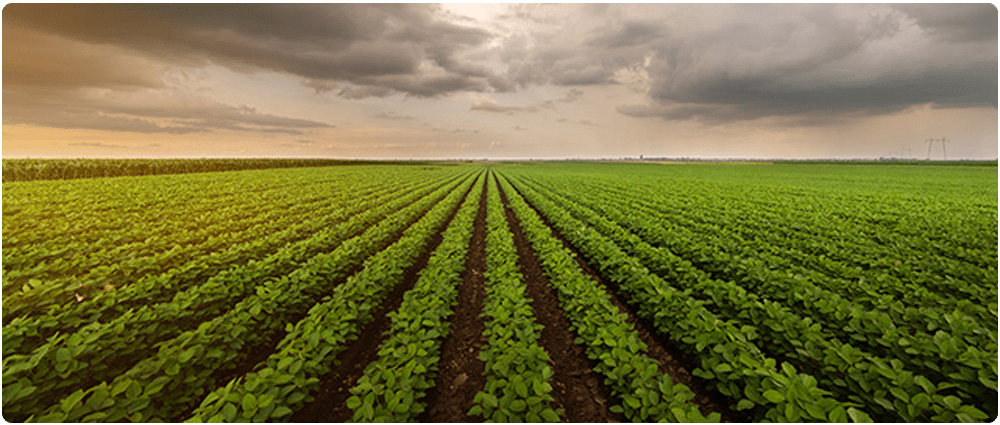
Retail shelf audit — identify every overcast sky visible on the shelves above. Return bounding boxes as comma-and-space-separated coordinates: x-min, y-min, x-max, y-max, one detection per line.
3, 3, 997, 159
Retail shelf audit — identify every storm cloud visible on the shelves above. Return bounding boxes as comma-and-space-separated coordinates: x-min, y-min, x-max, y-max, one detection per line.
3, 85, 334, 135
3, 4, 996, 159
636, 5, 996, 123
895, 3, 998, 43
3, 4, 504, 98
495, 4, 997, 125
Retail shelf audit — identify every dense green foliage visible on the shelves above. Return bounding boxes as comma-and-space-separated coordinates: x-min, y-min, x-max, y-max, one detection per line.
467, 174, 560, 422
344, 175, 484, 422
1, 158, 426, 182
502, 162, 997, 422
2, 161, 995, 422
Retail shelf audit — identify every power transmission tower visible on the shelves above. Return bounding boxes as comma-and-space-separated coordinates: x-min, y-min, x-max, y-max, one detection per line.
926, 137, 950, 160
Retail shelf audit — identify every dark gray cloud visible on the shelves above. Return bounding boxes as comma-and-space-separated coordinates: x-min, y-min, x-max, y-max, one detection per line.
498, 6, 664, 89
3, 4, 502, 98
629, 60, 998, 124
3, 86, 334, 135
586, 21, 664, 49
503, 33, 640, 88
4, 106, 207, 134
3, 4, 494, 136
4, 3, 996, 137
895, 4, 998, 43
499, 4, 996, 125
631, 5, 996, 124
3, 25, 167, 90
303, 79, 338, 94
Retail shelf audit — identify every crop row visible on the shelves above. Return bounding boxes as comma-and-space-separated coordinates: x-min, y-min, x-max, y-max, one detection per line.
2, 172, 421, 321
3, 178, 327, 268
343, 173, 484, 422
500, 174, 865, 422
181, 172, 481, 422
587, 176, 997, 318
3, 165, 424, 268
511, 174, 991, 422
2, 167, 378, 311
2, 172, 455, 362
518, 170, 994, 321
2, 174, 440, 356
496, 175, 721, 422
6, 171, 475, 421
625, 173, 992, 303
519, 164, 993, 300
512, 170, 997, 408
4, 162, 993, 423
467, 173, 559, 422
3, 165, 349, 247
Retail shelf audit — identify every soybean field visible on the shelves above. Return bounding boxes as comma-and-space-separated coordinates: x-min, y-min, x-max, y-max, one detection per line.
2, 161, 997, 422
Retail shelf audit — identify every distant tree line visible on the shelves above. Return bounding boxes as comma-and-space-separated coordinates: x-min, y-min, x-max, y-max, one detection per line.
1, 158, 426, 182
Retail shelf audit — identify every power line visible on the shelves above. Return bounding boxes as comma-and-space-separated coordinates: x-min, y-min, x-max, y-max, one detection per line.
925, 137, 949, 160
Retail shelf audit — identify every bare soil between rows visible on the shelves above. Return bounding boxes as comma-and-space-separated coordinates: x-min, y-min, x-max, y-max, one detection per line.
503, 178, 747, 423
497, 177, 625, 422
418, 179, 490, 422
195, 172, 743, 423
290, 178, 476, 422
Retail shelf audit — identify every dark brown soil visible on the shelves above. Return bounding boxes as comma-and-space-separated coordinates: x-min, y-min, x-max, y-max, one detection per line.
200, 180, 476, 397
502, 178, 747, 423
418, 179, 489, 422
289, 179, 476, 423
496, 177, 625, 422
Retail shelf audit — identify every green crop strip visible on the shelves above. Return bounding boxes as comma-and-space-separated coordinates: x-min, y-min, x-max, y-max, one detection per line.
2, 161, 994, 423
509, 163, 995, 286
344, 173, 484, 421
3, 173, 463, 421
3, 171, 434, 326
4, 166, 346, 248
510, 171, 998, 420
496, 173, 719, 423
465, 172, 561, 422
3, 173, 437, 340
577, 176, 997, 329
564, 175, 996, 313
181, 173, 481, 423
16, 172, 476, 422
511, 174, 992, 422
501, 172, 863, 423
